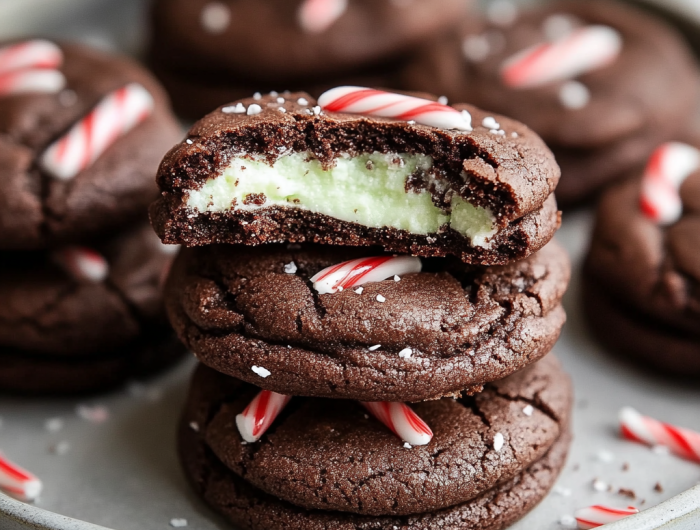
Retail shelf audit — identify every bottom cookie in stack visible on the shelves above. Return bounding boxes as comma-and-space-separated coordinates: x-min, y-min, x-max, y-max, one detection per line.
178, 355, 572, 530
0, 224, 186, 395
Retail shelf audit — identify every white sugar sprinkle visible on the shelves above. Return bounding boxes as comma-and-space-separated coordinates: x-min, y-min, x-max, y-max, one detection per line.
407, 120, 416, 125
189, 421, 200, 432
592, 478, 608, 492
222, 103, 246, 114
543, 14, 580, 41
186, 139, 193, 144
247, 104, 263, 116
394, 275, 401, 282
312, 106, 322, 115
337, 286, 344, 291
653, 444, 671, 455
595, 449, 615, 463
482, 116, 500, 129
399, 348, 412, 358
355, 287, 364, 294
278, 107, 287, 113
297, 97, 309, 106
376, 294, 386, 303
364, 414, 370, 419
487, 0, 518, 27
559, 514, 577, 528
511, 131, 519, 138
269, 91, 279, 97
170, 518, 188, 528
283, 261, 297, 274
493, 432, 504, 451
276, 97, 285, 104
76, 404, 109, 424
438, 96, 448, 105
45, 418, 64, 432
522, 405, 534, 416
253, 92, 262, 100
403, 442, 412, 449
559, 81, 590, 110
461, 110, 473, 131
251, 366, 271, 378
50, 441, 71, 456
462, 35, 491, 62
200, 2, 231, 34
369, 344, 381, 351
553, 485, 572, 497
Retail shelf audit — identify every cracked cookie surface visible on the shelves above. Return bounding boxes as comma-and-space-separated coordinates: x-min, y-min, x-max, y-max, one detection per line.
185, 355, 571, 516
0, 41, 181, 250
165, 240, 569, 401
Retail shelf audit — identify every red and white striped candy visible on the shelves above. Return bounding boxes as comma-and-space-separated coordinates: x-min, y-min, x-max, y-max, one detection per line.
311, 255, 422, 294
575, 505, 639, 529
40, 83, 154, 181
298, 0, 348, 33
361, 401, 433, 446
0, 40, 63, 75
501, 25, 622, 88
236, 390, 292, 443
639, 142, 700, 226
318, 87, 473, 131
52, 247, 109, 283
620, 407, 700, 463
0, 451, 43, 502
0, 69, 65, 97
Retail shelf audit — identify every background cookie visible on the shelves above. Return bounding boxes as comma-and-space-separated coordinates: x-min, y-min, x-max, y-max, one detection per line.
401, 0, 700, 205
165, 240, 569, 402
185, 355, 572, 516
0, 41, 182, 249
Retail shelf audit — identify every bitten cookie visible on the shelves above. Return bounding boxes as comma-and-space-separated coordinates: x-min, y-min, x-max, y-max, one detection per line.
583, 142, 700, 376
165, 239, 569, 402
151, 90, 561, 265
402, 0, 700, 205
148, 0, 473, 118
0, 223, 185, 394
178, 357, 572, 529
0, 39, 182, 249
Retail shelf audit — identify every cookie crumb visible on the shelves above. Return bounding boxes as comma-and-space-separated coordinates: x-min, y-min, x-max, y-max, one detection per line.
368, 344, 381, 351
251, 366, 271, 378
654, 482, 663, 493
189, 421, 200, 432
376, 294, 386, 303
622, 462, 630, 471
618, 487, 636, 499
399, 348, 412, 358
493, 432, 504, 451
283, 261, 297, 274
523, 405, 534, 416
170, 518, 188, 528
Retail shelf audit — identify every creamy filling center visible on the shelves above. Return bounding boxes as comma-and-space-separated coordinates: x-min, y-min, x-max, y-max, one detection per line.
186, 151, 498, 246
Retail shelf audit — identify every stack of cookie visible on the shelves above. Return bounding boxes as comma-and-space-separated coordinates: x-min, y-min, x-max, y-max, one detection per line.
0, 39, 184, 394
147, 0, 475, 119
153, 88, 574, 528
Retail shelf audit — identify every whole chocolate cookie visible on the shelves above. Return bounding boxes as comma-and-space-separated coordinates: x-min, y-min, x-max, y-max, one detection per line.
151, 91, 561, 265
0, 40, 182, 250
165, 239, 569, 402
0, 223, 185, 393
583, 159, 700, 376
148, 0, 472, 117
401, 0, 700, 205
185, 355, 571, 516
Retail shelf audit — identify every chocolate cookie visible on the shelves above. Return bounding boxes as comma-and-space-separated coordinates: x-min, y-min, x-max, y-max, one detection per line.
165, 239, 569, 402
401, 0, 700, 205
148, 0, 472, 118
583, 159, 700, 376
0, 223, 185, 394
0, 40, 182, 250
185, 355, 571, 516
151, 91, 561, 265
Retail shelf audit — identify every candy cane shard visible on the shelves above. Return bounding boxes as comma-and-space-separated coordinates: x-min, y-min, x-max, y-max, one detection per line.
0, 40, 63, 75
619, 407, 700, 463
0, 69, 65, 97
361, 401, 433, 446
639, 142, 700, 226
574, 505, 639, 529
40, 83, 154, 181
52, 247, 109, 283
0, 451, 43, 502
310, 255, 422, 294
501, 25, 622, 88
318, 86, 474, 131
298, 0, 348, 34
236, 390, 292, 443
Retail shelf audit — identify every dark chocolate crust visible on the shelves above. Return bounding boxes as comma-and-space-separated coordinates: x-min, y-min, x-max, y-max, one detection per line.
401, 0, 700, 205
583, 173, 700, 375
149, 0, 472, 83
185, 356, 571, 516
0, 223, 177, 357
179, 398, 571, 530
151, 92, 561, 265
165, 240, 569, 402
0, 41, 182, 250
0, 328, 185, 395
